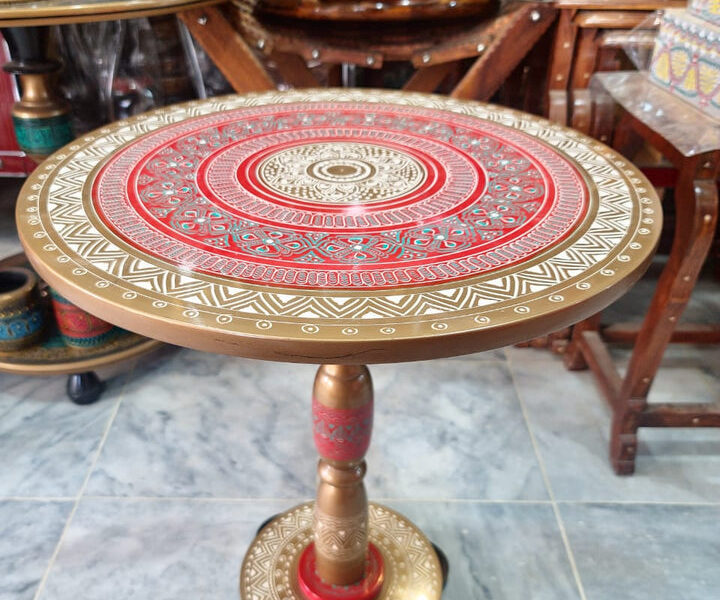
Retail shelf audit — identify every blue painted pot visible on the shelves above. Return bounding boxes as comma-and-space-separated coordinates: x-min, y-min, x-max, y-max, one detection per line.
0, 267, 46, 351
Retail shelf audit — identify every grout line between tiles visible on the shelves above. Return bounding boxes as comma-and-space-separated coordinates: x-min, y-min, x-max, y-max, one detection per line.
0, 497, 76, 502
74, 495, 555, 504
4, 494, 719, 506
508, 352, 589, 600
31, 361, 136, 600
556, 499, 720, 506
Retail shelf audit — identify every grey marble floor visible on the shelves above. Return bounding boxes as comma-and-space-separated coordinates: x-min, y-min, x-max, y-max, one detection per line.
1, 179, 719, 600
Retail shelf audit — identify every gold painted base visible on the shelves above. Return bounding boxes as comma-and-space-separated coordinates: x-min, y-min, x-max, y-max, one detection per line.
240, 502, 444, 600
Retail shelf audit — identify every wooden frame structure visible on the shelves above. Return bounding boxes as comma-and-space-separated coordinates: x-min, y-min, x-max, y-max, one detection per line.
180, 1, 556, 100
564, 72, 720, 475
546, 1, 684, 129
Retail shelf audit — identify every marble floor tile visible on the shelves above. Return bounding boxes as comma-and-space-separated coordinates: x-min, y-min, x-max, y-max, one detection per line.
0, 372, 126, 498
368, 360, 548, 500
86, 351, 547, 500
560, 503, 720, 600
85, 349, 319, 498
39, 498, 577, 600
445, 347, 507, 361
509, 351, 720, 503
38, 498, 290, 600
388, 501, 580, 600
0, 500, 72, 600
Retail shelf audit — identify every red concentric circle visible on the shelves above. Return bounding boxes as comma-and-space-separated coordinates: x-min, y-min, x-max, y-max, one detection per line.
91, 102, 589, 290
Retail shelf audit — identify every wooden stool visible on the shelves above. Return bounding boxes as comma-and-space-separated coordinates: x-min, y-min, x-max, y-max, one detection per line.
564, 71, 720, 475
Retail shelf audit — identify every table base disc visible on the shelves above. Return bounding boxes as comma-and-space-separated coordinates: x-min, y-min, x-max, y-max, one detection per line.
239, 502, 444, 600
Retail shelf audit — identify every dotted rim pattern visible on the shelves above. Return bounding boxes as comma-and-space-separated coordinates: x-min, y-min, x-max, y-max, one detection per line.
16, 89, 663, 361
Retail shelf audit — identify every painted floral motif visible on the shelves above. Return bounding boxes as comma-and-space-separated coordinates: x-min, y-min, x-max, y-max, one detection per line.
650, 9, 720, 118
93, 103, 587, 290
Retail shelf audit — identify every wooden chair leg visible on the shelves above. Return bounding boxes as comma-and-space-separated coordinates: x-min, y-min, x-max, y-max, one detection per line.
563, 313, 601, 370
609, 399, 643, 475
609, 167, 719, 474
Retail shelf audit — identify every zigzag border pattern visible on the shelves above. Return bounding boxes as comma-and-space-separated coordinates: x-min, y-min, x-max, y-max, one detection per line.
19, 90, 660, 342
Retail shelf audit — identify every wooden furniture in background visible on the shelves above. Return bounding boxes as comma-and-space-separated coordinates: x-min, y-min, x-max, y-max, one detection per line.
178, 1, 556, 100
0, 0, 223, 160
0, 253, 162, 404
547, 1, 684, 129
564, 71, 720, 475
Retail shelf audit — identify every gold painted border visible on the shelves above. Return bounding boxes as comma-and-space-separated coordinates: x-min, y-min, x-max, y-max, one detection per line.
17, 90, 662, 363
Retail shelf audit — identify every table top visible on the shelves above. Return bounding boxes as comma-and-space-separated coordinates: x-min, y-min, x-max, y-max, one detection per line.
0, 0, 220, 26
16, 89, 662, 364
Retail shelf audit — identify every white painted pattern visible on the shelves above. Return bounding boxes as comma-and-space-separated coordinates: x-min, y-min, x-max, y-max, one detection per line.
18, 89, 660, 344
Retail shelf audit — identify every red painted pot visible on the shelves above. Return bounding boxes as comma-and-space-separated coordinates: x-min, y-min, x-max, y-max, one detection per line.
49, 289, 115, 348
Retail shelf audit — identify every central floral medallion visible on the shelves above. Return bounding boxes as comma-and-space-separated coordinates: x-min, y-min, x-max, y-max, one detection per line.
256, 142, 427, 204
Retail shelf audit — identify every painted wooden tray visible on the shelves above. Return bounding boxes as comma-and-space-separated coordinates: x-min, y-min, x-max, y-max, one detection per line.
0, 253, 161, 375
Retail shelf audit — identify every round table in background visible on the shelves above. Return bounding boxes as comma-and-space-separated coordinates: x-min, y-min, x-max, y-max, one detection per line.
16, 89, 661, 599
0, 0, 221, 28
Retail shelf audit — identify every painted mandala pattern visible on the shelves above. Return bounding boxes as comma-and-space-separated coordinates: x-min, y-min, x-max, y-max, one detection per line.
257, 141, 427, 204
91, 102, 588, 289
18, 89, 660, 349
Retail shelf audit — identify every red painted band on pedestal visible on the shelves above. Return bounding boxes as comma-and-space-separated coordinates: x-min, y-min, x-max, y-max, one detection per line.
312, 397, 373, 462
297, 542, 384, 600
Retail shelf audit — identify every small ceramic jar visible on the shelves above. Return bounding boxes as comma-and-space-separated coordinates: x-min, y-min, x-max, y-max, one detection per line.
49, 289, 116, 348
0, 267, 46, 351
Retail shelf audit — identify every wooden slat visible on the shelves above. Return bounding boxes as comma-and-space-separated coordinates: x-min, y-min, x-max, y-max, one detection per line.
403, 63, 455, 92
579, 330, 623, 408
178, 6, 275, 93
575, 10, 650, 29
451, 3, 556, 101
270, 50, 321, 88
640, 404, 720, 427
603, 323, 720, 344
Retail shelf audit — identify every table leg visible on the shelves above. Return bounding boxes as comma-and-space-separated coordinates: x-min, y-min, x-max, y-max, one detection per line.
66, 371, 106, 405
240, 364, 444, 600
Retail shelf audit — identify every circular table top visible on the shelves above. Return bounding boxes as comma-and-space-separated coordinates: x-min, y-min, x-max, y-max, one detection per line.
0, 0, 220, 26
16, 89, 662, 364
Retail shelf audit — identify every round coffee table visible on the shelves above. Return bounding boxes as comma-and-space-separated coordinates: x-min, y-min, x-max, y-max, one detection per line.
16, 89, 661, 599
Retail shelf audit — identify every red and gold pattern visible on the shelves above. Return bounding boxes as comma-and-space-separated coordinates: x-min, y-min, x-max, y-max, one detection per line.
313, 396, 373, 462
50, 291, 115, 348
298, 543, 384, 600
16, 90, 661, 361
91, 102, 588, 290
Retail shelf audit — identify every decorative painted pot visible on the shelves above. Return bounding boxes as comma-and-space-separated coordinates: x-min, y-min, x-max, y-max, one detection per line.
0, 267, 46, 351
49, 289, 116, 348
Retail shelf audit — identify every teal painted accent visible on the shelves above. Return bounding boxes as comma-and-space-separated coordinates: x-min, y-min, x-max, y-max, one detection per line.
0, 305, 45, 341
12, 114, 73, 156
62, 327, 119, 349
